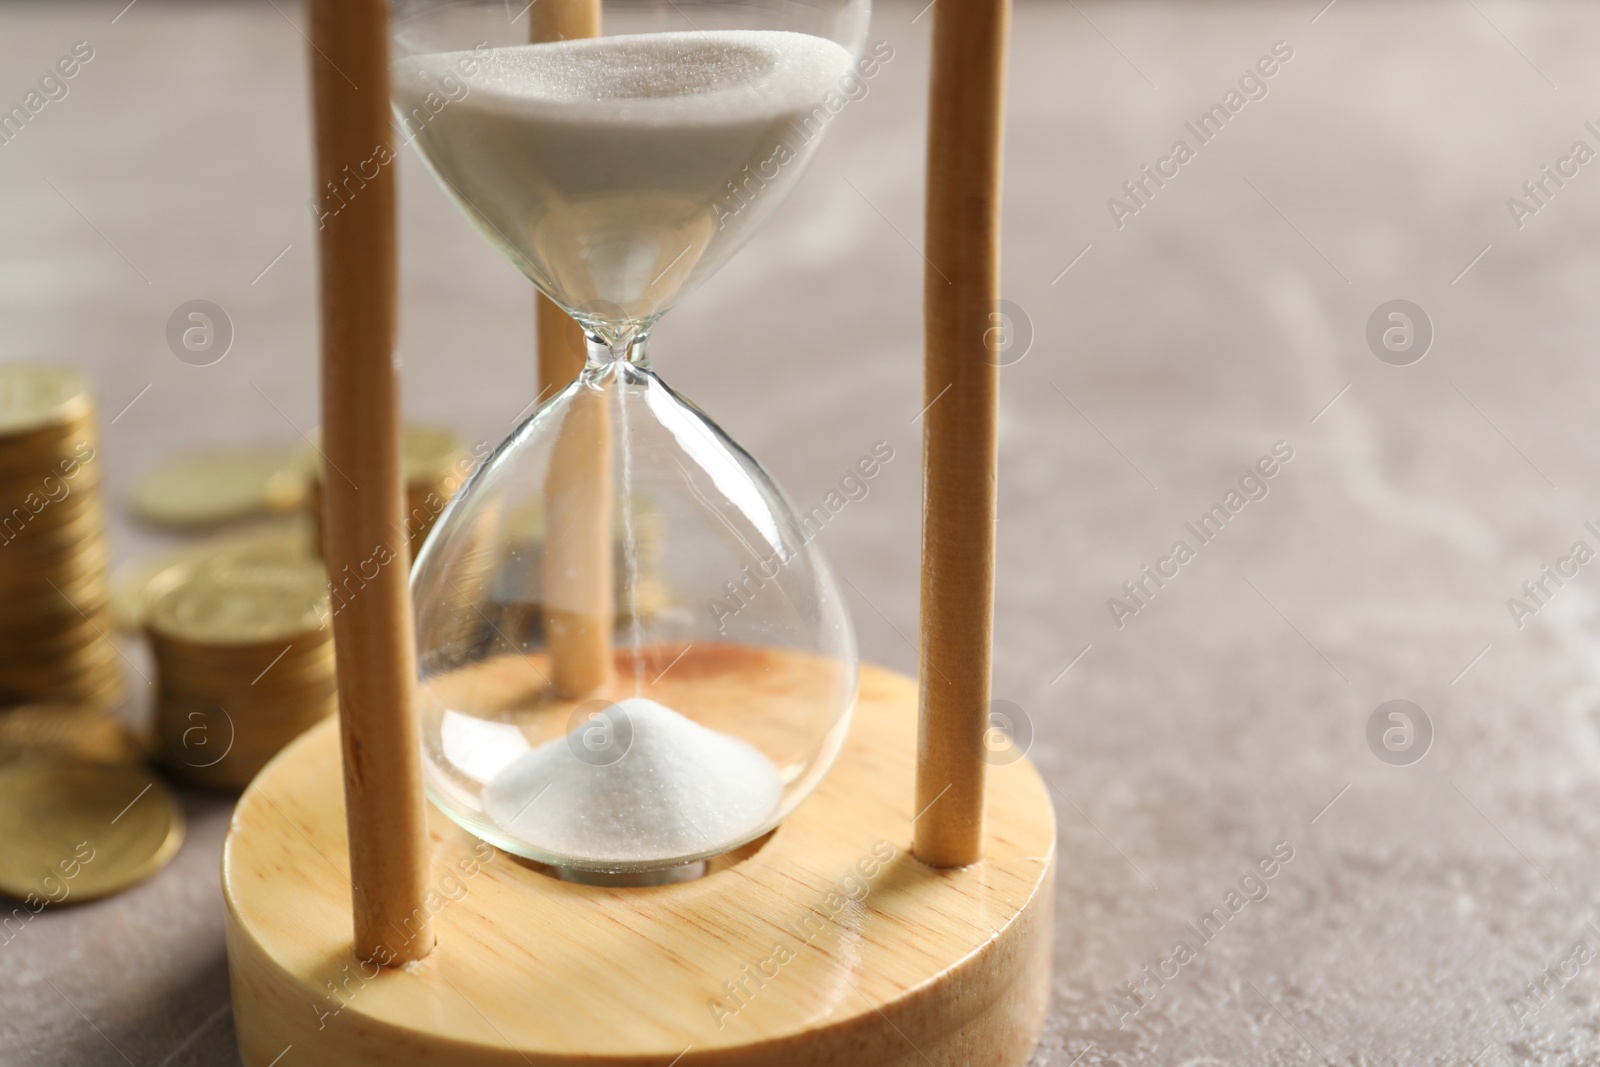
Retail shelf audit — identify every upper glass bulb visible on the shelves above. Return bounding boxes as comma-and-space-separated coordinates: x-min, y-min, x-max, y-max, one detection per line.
391, 0, 870, 338
392, 0, 869, 872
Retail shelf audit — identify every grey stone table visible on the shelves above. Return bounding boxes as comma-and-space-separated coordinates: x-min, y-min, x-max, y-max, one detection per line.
3, 0, 1599, 1063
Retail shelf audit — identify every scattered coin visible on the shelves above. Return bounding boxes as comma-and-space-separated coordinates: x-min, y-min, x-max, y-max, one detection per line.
129, 447, 306, 528
309, 424, 469, 557
404, 424, 469, 489
0, 759, 184, 904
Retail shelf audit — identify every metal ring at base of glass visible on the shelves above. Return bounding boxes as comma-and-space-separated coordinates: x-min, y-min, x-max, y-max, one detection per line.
393, 0, 868, 873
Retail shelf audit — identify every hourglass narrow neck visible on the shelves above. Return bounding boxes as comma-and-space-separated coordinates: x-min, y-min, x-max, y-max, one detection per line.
584, 331, 650, 373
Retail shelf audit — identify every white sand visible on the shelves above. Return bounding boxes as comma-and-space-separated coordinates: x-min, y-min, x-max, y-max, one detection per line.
417, 31, 852, 124
392, 32, 853, 322
482, 697, 782, 868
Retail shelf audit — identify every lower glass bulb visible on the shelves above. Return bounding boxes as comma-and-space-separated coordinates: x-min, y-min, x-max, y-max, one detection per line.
412, 347, 857, 872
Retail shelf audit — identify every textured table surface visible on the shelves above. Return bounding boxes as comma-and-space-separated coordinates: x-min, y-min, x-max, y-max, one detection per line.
4, 1, 1600, 1064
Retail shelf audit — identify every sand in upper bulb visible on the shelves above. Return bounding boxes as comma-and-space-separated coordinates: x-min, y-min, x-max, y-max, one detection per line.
393, 30, 853, 326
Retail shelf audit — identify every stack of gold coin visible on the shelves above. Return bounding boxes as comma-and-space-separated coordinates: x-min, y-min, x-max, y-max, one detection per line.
110, 517, 317, 633
0, 365, 121, 708
146, 555, 335, 790
0, 703, 143, 768
309, 424, 469, 559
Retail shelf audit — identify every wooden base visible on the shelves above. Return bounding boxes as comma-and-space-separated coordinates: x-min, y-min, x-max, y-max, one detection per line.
222, 663, 1056, 1066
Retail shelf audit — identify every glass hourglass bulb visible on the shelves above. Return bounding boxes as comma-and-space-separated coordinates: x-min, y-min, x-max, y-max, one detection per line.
392, 0, 869, 872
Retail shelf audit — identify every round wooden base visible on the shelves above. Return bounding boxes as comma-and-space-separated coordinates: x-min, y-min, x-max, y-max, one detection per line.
222, 664, 1056, 1066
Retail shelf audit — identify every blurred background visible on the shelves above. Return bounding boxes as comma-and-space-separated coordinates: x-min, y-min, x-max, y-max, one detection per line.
5, 0, 1600, 1064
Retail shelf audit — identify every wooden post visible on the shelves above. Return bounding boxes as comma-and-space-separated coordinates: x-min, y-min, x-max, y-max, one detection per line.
914, 0, 1011, 869
542, 382, 614, 696
537, 298, 588, 398
308, 0, 433, 963
530, 0, 599, 399
532, 0, 612, 697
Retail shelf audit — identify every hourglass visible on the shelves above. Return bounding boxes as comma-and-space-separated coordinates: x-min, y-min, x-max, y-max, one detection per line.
389, 0, 867, 874
223, 0, 1053, 1062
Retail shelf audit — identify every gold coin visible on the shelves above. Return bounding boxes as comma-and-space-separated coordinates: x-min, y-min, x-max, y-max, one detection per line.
0, 413, 91, 450
211, 522, 318, 569
0, 638, 110, 666
0, 516, 106, 559
0, 634, 115, 669
156, 693, 335, 743
34, 673, 126, 712
307, 424, 467, 488
0, 448, 99, 492
403, 424, 467, 486
0, 589, 109, 629
111, 519, 316, 632
0, 420, 98, 455
505, 497, 546, 542
0, 705, 143, 766
0, 366, 92, 437
154, 693, 334, 791
0, 759, 183, 904
149, 629, 331, 664
130, 447, 307, 528
148, 556, 329, 646
303, 425, 468, 559
0, 464, 102, 505
111, 556, 192, 634
153, 680, 337, 710
0, 549, 108, 581
149, 630, 331, 666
